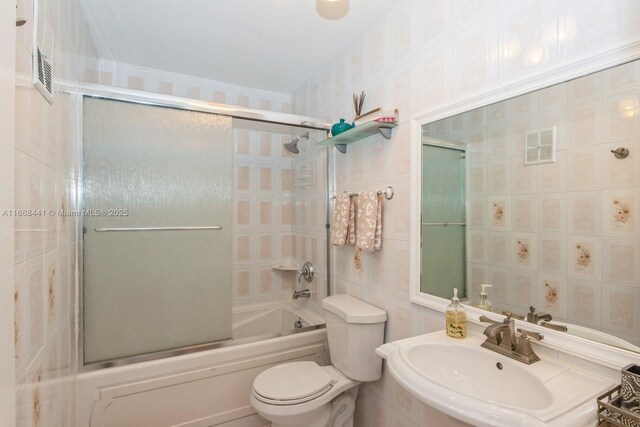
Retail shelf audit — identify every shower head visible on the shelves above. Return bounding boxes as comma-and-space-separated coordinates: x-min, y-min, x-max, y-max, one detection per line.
283, 132, 309, 155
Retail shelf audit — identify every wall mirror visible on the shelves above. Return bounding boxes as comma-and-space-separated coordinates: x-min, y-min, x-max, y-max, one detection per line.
415, 58, 640, 353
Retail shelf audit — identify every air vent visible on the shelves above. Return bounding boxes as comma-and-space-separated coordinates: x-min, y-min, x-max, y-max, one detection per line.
35, 47, 53, 102
33, 0, 54, 104
524, 127, 556, 165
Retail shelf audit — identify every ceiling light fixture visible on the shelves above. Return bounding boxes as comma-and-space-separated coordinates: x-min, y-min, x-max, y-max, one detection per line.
316, 0, 349, 20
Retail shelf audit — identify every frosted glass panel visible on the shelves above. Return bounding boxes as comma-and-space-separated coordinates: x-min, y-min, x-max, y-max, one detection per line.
421, 145, 466, 299
421, 225, 466, 298
83, 98, 233, 363
421, 145, 465, 223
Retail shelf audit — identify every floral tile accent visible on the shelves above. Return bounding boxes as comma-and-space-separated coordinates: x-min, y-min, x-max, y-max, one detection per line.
613, 198, 632, 227
575, 244, 593, 272
492, 201, 505, 226
14, 288, 20, 354
539, 275, 567, 316
353, 247, 363, 277
544, 280, 559, 305
516, 239, 530, 265
48, 267, 55, 312
32, 372, 42, 426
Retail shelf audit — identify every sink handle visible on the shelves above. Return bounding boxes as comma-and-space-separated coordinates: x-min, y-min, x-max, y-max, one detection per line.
501, 310, 524, 320
479, 315, 498, 324
540, 321, 568, 332
518, 328, 544, 341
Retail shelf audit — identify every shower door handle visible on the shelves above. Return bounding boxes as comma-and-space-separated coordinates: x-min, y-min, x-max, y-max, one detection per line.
94, 226, 223, 232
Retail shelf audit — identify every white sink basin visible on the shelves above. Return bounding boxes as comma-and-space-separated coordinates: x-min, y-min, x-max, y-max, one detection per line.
376, 331, 614, 427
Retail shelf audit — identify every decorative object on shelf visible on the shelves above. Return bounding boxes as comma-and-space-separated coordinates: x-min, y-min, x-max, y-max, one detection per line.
622, 364, 640, 414
353, 91, 366, 116
319, 120, 398, 153
598, 385, 640, 427
354, 108, 399, 126
331, 118, 354, 137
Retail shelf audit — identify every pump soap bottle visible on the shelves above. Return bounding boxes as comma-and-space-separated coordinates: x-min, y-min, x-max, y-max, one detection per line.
477, 284, 493, 311
445, 288, 467, 339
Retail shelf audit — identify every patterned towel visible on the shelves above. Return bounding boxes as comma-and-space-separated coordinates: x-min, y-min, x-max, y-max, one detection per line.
331, 192, 356, 246
356, 191, 383, 252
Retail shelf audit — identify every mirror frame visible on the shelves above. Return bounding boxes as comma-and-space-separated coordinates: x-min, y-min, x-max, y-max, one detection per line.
409, 43, 640, 367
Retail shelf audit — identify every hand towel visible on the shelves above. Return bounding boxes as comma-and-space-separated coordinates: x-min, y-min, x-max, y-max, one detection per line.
331, 192, 356, 246
356, 191, 383, 252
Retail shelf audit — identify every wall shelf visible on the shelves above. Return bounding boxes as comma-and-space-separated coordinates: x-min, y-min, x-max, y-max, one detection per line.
317, 121, 398, 153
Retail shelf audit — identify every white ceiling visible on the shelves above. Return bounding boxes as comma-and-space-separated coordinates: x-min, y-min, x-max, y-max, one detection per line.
81, 0, 398, 94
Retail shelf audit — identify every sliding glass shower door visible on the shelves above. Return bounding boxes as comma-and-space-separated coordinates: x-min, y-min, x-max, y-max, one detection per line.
83, 98, 233, 364
421, 144, 466, 299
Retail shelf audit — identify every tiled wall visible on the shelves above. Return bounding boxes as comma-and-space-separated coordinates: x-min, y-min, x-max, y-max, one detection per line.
291, 1, 640, 426
423, 59, 640, 347
232, 122, 297, 307
14, 0, 99, 425
291, 135, 330, 307
232, 125, 330, 309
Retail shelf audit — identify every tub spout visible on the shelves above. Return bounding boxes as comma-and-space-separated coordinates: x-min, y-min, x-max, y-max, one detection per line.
293, 289, 311, 299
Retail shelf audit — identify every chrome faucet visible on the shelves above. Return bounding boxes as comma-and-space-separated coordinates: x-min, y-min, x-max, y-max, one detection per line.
293, 289, 311, 299
526, 306, 552, 324
479, 313, 543, 364
298, 261, 314, 284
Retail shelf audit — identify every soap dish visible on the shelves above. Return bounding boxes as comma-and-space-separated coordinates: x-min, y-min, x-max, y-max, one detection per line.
597, 385, 640, 427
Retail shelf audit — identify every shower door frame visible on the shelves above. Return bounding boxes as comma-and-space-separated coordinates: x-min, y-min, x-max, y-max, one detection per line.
69, 84, 332, 371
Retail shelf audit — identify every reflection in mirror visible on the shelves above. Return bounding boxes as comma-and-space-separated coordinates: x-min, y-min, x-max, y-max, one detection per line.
421, 143, 466, 299
420, 59, 640, 353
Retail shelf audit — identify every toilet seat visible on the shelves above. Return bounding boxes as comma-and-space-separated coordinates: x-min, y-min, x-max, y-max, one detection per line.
253, 361, 335, 405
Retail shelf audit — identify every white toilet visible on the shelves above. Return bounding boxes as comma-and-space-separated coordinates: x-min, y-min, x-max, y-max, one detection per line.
250, 294, 387, 427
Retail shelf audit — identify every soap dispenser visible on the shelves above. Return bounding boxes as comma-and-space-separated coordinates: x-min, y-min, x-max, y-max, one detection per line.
477, 284, 493, 311
445, 288, 467, 339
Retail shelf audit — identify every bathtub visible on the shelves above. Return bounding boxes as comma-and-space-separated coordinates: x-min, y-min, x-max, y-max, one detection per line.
77, 302, 327, 427
233, 302, 324, 340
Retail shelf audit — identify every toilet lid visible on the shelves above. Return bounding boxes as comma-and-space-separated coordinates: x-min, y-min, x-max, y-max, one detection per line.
253, 361, 334, 402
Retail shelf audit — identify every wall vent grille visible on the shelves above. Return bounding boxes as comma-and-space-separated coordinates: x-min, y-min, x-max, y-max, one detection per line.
33, 0, 54, 104
524, 127, 556, 165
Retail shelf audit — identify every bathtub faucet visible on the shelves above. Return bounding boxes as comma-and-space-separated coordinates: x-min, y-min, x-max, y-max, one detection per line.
293, 289, 311, 299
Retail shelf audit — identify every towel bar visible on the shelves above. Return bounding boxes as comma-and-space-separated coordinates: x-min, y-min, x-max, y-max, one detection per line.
94, 226, 223, 232
331, 186, 394, 200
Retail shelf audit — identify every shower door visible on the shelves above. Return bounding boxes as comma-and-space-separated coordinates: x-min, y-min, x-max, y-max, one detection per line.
82, 98, 233, 364
421, 144, 466, 299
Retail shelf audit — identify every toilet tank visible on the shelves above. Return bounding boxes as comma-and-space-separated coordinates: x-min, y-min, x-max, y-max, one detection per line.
322, 294, 387, 382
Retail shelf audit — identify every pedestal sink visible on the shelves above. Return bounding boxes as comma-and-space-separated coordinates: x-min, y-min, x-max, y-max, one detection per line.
376, 331, 614, 427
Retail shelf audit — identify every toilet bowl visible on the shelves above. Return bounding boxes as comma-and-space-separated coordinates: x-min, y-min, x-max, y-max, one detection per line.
249, 294, 387, 427
250, 362, 359, 427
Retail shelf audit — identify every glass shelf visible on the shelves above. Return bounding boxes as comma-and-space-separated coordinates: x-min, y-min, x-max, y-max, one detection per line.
317, 121, 398, 153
